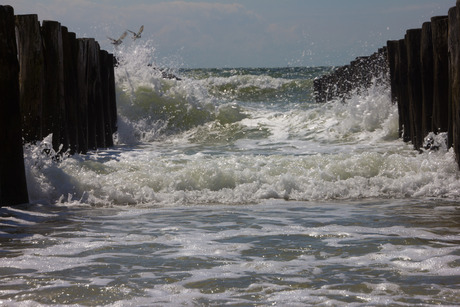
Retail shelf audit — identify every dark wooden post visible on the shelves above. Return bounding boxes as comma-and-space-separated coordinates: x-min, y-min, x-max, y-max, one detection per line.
386, 40, 399, 105
431, 16, 449, 135
378, 47, 389, 85
314, 77, 326, 103
387, 40, 404, 137
69, 33, 85, 153
41, 20, 68, 153
398, 39, 411, 142
84, 38, 105, 149
100, 50, 114, 147
76, 38, 89, 153
94, 47, 106, 149
0, 5, 29, 206
449, 5, 460, 166
62, 27, 80, 154
420, 22, 434, 138
108, 53, 118, 136
15, 14, 45, 143
405, 29, 423, 149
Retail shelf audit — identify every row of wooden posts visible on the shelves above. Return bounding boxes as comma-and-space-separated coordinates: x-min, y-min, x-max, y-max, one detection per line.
387, 2, 460, 163
0, 5, 117, 207
313, 48, 389, 103
388, 10, 457, 157
314, 2, 460, 169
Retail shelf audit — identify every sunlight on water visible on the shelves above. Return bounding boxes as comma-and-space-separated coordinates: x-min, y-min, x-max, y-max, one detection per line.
22, 74, 460, 207
0, 201, 459, 306
3, 42, 459, 306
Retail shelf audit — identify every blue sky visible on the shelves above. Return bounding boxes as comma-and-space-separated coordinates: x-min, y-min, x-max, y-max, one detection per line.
8, 0, 455, 68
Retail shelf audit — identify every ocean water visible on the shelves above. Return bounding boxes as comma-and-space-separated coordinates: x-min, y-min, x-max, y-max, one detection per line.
1, 41, 459, 306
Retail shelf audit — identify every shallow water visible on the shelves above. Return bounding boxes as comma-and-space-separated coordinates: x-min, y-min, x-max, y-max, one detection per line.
1, 200, 459, 306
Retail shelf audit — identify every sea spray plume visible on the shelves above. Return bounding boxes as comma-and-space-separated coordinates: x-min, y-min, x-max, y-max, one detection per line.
113, 40, 217, 143
301, 79, 398, 145
107, 31, 127, 45
22, 134, 75, 204
128, 25, 144, 40
423, 132, 448, 151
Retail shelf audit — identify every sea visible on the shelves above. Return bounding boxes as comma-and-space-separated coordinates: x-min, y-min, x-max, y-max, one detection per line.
1, 41, 459, 306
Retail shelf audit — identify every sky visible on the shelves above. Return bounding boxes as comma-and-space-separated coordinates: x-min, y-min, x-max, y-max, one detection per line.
7, 0, 456, 68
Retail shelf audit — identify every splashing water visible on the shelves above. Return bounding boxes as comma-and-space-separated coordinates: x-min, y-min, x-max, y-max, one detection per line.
21, 52, 460, 206
5, 41, 459, 306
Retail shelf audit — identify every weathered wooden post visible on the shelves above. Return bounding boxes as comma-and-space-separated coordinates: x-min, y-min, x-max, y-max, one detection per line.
387, 40, 404, 137
313, 78, 323, 103
377, 47, 389, 85
100, 50, 114, 147
62, 27, 80, 154
420, 22, 434, 138
405, 29, 423, 149
85, 38, 105, 149
349, 58, 359, 92
15, 14, 45, 143
94, 51, 106, 149
398, 39, 411, 142
41, 20, 68, 153
431, 16, 449, 135
360, 56, 372, 89
0, 5, 29, 206
108, 53, 118, 137
386, 41, 399, 105
449, 4, 460, 166
76, 38, 90, 153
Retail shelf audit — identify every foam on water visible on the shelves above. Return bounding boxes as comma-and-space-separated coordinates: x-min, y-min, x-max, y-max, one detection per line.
1, 201, 458, 305
22, 142, 460, 207
21, 81, 460, 207
8, 42, 459, 305
21, 57, 460, 206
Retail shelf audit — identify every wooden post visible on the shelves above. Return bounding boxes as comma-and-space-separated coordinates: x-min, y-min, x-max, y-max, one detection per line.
15, 14, 45, 143
449, 5, 460, 166
76, 38, 89, 153
313, 78, 323, 103
94, 49, 106, 149
62, 27, 80, 154
386, 41, 399, 105
398, 39, 411, 142
41, 20, 68, 153
431, 16, 449, 134
377, 47, 389, 85
405, 29, 423, 149
100, 50, 114, 147
108, 53, 118, 136
86, 38, 97, 150
0, 5, 29, 206
84, 38, 105, 149
420, 22, 434, 138
69, 32, 86, 153
387, 40, 404, 137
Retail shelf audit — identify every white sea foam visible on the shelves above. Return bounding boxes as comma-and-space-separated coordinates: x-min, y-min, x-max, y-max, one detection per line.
2, 202, 458, 306
21, 67, 460, 206
24, 141, 460, 207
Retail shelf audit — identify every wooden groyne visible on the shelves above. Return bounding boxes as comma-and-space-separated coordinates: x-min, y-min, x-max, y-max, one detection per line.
0, 5, 117, 207
387, 3, 460, 155
15, 15, 117, 153
314, 1, 460, 169
313, 48, 389, 103
0, 6, 29, 206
